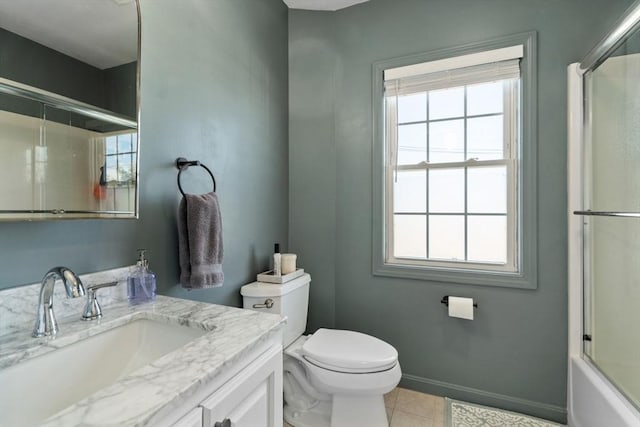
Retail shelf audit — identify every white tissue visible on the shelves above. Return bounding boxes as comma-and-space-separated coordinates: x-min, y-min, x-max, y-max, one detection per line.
448, 296, 474, 320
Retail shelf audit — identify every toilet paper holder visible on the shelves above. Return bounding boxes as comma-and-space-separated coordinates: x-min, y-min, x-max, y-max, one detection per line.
440, 296, 478, 308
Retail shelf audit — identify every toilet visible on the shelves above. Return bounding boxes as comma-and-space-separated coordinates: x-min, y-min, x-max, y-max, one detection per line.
241, 273, 401, 427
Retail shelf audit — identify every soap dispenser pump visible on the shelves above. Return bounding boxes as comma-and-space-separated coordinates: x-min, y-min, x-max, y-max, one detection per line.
127, 249, 157, 305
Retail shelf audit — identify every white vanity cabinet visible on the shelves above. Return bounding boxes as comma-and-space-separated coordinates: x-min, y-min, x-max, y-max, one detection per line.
202, 345, 282, 427
168, 336, 283, 427
173, 408, 204, 427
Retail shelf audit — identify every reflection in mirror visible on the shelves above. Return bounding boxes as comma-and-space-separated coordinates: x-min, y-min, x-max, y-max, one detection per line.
0, 0, 139, 220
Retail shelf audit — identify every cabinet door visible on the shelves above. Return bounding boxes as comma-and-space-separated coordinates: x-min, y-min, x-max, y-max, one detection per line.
201, 345, 282, 427
172, 407, 203, 427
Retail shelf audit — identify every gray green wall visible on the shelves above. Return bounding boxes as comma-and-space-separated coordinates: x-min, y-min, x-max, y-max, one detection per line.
288, 0, 631, 422
0, 28, 136, 126
0, 0, 634, 422
0, 0, 289, 309
0, 27, 104, 106
104, 62, 138, 118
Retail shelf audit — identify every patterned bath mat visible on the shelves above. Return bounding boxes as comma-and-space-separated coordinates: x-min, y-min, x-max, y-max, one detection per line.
446, 398, 564, 427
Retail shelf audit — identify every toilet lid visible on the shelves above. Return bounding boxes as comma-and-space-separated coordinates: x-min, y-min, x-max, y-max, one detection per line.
301, 328, 397, 373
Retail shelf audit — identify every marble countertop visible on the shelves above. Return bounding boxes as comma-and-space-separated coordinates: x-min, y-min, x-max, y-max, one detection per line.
0, 293, 285, 426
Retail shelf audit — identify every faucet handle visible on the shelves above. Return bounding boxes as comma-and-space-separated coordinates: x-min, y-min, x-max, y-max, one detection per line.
81, 281, 118, 321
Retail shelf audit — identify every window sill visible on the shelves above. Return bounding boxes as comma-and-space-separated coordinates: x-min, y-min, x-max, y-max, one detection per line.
373, 261, 537, 289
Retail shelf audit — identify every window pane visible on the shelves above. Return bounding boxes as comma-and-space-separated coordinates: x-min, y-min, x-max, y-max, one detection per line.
398, 123, 426, 165
467, 115, 504, 160
398, 92, 427, 123
429, 119, 464, 163
429, 215, 464, 260
394, 214, 426, 258
106, 136, 117, 155
105, 155, 117, 182
394, 170, 426, 213
131, 152, 137, 177
429, 87, 464, 120
118, 133, 132, 153
429, 168, 464, 213
467, 215, 507, 263
118, 154, 133, 182
467, 81, 503, 116
467, 166, 507, 213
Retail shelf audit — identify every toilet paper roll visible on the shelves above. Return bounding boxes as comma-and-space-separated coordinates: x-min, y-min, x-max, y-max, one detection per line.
448, 296, 474, 320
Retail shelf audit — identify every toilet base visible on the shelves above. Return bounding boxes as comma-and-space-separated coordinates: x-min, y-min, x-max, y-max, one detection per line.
284, 400, 331, 427
331, 394, 388, 427
283, 335, 396, 427
284, 396, 388, 427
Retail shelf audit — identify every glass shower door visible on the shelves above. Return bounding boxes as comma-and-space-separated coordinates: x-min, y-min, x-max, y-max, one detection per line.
583, 45, 640, 409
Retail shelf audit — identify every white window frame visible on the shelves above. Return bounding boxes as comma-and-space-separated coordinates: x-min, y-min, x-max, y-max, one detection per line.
371, 32, 537, 289
384, 78, 519, 273
104, 129, 138, 188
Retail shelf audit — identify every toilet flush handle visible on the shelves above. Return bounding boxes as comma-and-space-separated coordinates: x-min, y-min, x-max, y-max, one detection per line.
253, 298, 274, 309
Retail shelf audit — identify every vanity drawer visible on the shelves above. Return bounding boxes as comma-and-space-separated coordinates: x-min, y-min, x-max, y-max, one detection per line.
201, 345, 282, 427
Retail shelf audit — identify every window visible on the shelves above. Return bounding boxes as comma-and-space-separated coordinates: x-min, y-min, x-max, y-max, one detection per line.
94, 130, 137, 212
104, 131, 137, 187
372, 33, 537, 288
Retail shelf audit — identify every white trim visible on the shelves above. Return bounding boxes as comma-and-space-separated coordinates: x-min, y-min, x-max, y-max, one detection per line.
567, 63, 584, 360
387, 256, 512, 273
505, 79, 518, 272
384, 45, 524, 81
384, 77, 519, 272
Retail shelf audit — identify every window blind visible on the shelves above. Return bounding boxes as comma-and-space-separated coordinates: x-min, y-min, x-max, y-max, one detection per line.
384, 45, 523, 97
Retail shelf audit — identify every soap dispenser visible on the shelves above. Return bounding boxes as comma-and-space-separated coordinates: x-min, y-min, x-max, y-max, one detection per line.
127, 249, 157, 305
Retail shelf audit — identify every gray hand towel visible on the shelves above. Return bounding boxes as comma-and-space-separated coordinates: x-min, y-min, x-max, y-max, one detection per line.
178, 192, 224, 288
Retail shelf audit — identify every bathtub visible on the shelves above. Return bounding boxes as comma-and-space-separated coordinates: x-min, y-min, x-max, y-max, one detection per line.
568, 357, 640, 427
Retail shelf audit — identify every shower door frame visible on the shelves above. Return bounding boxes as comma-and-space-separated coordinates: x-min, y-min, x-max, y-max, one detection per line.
568, 1, 640, 425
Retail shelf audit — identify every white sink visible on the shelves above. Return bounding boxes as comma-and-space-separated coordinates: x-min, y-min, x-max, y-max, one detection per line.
0, 318, 207, 427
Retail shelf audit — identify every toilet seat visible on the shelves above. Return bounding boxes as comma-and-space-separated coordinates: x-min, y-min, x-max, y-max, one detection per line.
302, 328, 398, 373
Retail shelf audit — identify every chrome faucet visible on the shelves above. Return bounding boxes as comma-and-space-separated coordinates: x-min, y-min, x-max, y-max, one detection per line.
82, 281, 118, 321
33, 267, 86, 337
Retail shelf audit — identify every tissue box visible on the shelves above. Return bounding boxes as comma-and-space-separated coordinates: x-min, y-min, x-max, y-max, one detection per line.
257, 268, 304, 284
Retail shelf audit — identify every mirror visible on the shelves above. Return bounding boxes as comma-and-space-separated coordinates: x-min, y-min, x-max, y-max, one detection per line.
0, 0, 140, 220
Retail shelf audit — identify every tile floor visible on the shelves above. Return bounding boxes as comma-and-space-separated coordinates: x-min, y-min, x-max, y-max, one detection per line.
283, 387, 445, 427
385, 387, 445, 427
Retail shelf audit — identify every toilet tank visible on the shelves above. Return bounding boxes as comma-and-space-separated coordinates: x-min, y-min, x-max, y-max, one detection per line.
241, 273, 310, 348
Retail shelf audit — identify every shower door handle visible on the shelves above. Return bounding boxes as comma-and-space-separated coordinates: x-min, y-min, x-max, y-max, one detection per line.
573, 210, 640, 218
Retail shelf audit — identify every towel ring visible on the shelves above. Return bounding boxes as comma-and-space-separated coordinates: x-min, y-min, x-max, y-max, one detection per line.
176, 157, 216, 196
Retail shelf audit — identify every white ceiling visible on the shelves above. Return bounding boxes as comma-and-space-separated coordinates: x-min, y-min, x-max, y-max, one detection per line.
283, 0, 370, 11
0, 0, 137, 70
